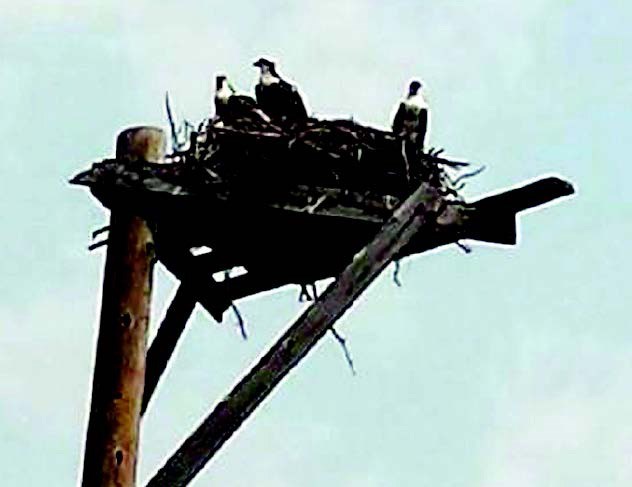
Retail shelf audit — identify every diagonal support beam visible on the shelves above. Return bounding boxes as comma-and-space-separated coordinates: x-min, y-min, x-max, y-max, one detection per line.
141, 284, 196, 416
142, 251, 243, 417
146, 181, 444, 486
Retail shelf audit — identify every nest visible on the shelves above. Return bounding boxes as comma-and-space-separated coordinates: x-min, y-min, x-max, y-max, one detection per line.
182, 117, 471, 201
72, 116, 477, 223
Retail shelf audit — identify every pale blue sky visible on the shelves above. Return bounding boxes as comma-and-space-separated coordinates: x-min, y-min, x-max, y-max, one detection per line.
1, 1, 630, 485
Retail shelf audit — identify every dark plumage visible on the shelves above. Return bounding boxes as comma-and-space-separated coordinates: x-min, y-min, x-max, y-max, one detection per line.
253, 58, 308, 124
214, 75, 267, 124
392, 80, 429, 151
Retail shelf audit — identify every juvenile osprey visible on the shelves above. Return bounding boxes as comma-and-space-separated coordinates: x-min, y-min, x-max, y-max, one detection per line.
392, 80, 430, 151
253, 57, 308, 124
214, 75, 269, 124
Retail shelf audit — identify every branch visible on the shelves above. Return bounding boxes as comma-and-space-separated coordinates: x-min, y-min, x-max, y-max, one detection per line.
392, 260, 402, 287
230, 303, 247, 340
330, 327, 356, 375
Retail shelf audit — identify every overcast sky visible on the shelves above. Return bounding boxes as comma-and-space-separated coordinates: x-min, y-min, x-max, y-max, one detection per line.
1, 1, 631, 485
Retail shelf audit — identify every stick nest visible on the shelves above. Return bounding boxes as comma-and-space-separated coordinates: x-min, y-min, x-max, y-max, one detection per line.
72, 117, 475, 209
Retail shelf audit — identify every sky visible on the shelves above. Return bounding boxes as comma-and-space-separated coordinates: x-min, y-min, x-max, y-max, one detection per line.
1, 0, 631, 485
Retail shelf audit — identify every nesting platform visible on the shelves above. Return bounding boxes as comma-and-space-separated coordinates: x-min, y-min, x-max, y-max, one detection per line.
71, 118, 574, 321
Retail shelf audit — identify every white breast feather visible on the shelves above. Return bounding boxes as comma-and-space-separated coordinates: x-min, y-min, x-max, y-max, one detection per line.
403, 93, 429, 113
260, 72, 280, 87
216, 85, 232, 103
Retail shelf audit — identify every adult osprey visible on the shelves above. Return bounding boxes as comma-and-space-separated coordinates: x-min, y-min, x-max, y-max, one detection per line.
253, 57, 308, 124
392, 80, 430, 152
213, 75, 269, 124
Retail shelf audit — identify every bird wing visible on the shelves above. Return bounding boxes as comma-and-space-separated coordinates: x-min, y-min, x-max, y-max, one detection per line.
231, 94, 258, 109
278, 79, 294, 92
278, 80, 307, 119
214, 96, 223, 118
417, 108, 428, 135
291, 88, 308, 119
255, 83, 265, 106
392, 102, 406, 134
254, 82, 272, 117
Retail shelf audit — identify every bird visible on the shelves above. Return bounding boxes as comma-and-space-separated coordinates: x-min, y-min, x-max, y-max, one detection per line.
213, 74, 269, 125
253, 57, 308, 124
392, 80, 430, 152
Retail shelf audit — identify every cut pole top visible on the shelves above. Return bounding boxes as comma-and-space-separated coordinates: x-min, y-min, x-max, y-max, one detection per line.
116, 126, 166, 163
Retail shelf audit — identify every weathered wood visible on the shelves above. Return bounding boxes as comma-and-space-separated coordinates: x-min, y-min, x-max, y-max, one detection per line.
81, 127, 165, 487
155, 247, 231, 322
146, 181, 443, 486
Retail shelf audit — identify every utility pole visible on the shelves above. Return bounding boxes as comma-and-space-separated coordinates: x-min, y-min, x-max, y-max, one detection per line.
81, 127, 165, 487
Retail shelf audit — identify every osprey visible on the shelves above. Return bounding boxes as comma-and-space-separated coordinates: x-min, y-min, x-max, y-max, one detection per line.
392, 80, 430, 151
253, 57, 308, 124
213, 75, 269, 124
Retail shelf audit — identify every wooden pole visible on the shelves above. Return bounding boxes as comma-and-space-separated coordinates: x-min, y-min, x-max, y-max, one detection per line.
146, 181, 443, 486
81, 127, 166, 487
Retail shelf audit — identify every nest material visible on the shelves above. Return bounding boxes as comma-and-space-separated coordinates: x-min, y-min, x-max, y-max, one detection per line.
72, 116, 473, 218
191, 118, 467, 199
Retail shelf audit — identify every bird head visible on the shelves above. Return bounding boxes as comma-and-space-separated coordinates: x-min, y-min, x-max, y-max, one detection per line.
408, 80, 423, 96
253, 57, 277, 76
215, 75, 227, 90
215, 75, 236, 93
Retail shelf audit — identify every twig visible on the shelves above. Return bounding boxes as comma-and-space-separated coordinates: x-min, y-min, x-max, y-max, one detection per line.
298, 283, 318, 302
88, 239, 109, 251
230, 303, 247, 340
92, 225, 110, 239
330, 327, 356, 375
452, 165, 486, 186
393, 259, 402, 287
309, 282, 318, 301
456, 241, 472, 254
306, 194, 329, 214
165, 91, 179, 150
401, 140, 411, 183
298, 284, 310, 302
